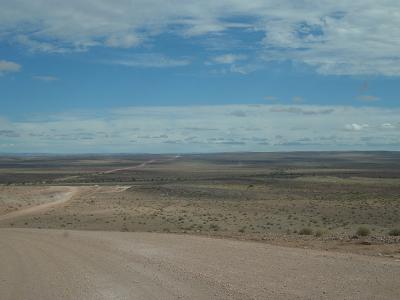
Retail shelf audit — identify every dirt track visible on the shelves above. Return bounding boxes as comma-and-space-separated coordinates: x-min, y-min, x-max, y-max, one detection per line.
103, 159, 157, 174
0, 229, 399, 299
0, 187, 78, 222
103, 155, 180, 174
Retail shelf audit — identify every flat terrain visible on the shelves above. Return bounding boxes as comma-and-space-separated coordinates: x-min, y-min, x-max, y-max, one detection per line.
0, 152, 400, 299
1, 228, 399, 300
0, 152, 399, 256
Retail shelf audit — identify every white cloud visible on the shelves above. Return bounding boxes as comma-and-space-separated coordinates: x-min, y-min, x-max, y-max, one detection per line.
105, 34, 142, 48
107, 54, 190, 68
208, 53, 256, 74
212, 54, 247, 64
228, 63, 259, 75
1, 1, 399, 75
381, 123, 395, 129
270, 106, 334, 115
259, 2, 400, 76
1, 104, 399, 153
345, 123, 369, 131
0, 60, 21, 75
14, 35, 71, 53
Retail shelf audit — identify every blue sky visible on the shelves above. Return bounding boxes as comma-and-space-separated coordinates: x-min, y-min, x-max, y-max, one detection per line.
0, 1, 399, 153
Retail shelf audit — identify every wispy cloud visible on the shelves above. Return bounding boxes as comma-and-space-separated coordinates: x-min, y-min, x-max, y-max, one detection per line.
107, 54, 190, 68
32, 75, 59, 82
15, 35, 71, 53
381, 123, 396, 129
2, 1, 400, 75
0, 60, 21, 75
207, 53, 257, 74
211, 54, 247, 64
105, 34, 142, 48
270, 106, 334, 115
345, 123, 369, 131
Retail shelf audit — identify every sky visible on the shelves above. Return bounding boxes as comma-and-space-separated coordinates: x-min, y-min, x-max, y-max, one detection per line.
0, 0, 399, 153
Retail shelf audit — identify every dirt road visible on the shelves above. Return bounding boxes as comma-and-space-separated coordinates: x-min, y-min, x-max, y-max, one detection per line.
0, 229, 399, 299
0, 187, 78, 222
103, 159, 157, 174
103, 155, 181, 174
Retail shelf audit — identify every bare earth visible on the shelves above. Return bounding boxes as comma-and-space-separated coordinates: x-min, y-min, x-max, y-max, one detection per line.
0, 186, 78, 222
1, 228, 399, 300
1, 153, 400, 299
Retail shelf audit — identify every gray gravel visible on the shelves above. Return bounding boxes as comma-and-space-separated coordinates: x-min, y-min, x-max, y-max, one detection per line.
1, 228, 399, 299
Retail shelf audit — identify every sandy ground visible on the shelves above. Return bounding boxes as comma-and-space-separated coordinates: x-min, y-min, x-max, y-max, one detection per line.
0, 228, 399, 300
0, 186, 77, 216
0, 186, 78, 222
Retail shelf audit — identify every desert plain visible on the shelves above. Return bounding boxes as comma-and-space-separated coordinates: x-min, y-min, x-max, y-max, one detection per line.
1, 151, 399, 299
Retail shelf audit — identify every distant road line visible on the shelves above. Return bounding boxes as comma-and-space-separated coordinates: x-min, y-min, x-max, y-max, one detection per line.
103, 155, 181, 174
103, 159, 156, 174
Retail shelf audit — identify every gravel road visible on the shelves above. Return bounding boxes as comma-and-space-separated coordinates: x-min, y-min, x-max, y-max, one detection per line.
0, 228, 399, 299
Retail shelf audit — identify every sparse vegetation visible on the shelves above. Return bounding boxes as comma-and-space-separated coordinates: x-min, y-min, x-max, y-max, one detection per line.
314, 230, 324, 237
356, 226, 371, 237
1, 152, 400, 257
209, 223, 220, 231
299, 228, 313, 235
388, 228, 400, 236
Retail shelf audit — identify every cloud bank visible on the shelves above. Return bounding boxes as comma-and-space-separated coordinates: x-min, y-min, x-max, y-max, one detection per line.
0, 104, 399, 153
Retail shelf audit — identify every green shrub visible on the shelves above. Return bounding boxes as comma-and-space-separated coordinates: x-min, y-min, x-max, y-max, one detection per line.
388, 228, 400, 236
299, 228, 313, 235
356, 226, 371, 236
314, 230, 324, 237
209, 223, 220, 231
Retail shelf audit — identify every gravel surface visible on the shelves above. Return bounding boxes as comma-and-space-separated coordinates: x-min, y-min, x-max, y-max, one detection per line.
1, 228, 399, 299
